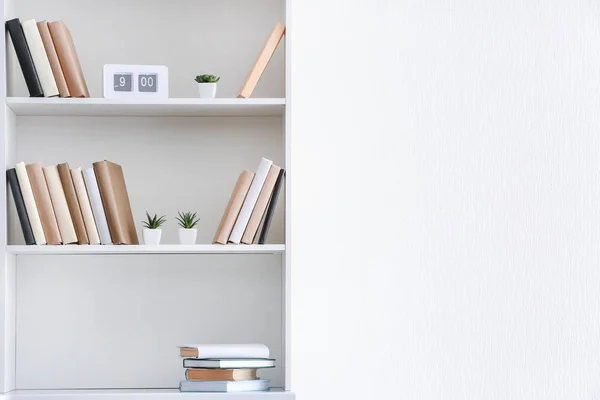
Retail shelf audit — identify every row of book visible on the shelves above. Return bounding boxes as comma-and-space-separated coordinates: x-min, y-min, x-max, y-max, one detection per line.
213, 157, 285, 245
7, 161, 137, 245
177, 344, 274, 393
6, 18, 88, 98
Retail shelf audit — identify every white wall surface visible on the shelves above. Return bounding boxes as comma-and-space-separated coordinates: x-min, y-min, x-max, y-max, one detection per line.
290, 0, 600, 399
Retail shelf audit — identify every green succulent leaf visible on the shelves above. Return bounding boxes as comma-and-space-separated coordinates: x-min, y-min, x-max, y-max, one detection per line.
142, 212, 166, 229
176, 211, 200, 229
194, 74, 220, 83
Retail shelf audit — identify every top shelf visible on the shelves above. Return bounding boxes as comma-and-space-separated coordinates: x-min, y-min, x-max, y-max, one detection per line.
6, 98, 285, 117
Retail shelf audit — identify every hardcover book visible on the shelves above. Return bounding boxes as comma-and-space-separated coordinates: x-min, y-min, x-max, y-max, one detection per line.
6, 18, 44, 97
48, 21, 89, 98
258, 169, 285, 244
185, 369, 258, 381
213, 171, 255, 244
7, 169, 35, 245
183, 358, 275, 369
21, 19, 59, 97
43, 165, 78, 244
83, 168, 112, 245
71, 167, 101, 245
37, 21, 70, 97
241, 164, 281, 244
57, 163, 89, 244
179, 379, 269, 393
179, 343, 269, 359
15, 162, 46, 245
26, 162, 61, 244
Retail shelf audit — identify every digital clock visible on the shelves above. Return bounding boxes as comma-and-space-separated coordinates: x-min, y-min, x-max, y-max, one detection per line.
103, 64, 168, 99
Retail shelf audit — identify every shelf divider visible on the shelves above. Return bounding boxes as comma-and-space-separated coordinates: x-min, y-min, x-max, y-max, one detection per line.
6, 244, 284, 255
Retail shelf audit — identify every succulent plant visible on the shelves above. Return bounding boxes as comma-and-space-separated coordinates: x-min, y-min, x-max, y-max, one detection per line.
176, 211, 200, 229
142, 212, 166, 229
195, 74, 220, 83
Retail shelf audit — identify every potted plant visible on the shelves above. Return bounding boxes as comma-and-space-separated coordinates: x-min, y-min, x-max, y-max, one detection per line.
142, 212, 166, 245
176, 211, 200, 245
195, 74, 220, 98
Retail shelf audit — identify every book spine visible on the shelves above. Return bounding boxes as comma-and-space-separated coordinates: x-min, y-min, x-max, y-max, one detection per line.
26, 162, 61, 244
71, 168, 101, 245
15, 162, 46, 245
213, 171, 255, 244
21, 19, 59, 98
57, 163, 89, 244
36, 21, 70, 97
83, 168, 112, 245
43, 165, 78, 244
6, 18, 44, 97
241, 165, 281, 244
48, 21, 89, 98
93, 161, 126, 244
229, 158, 273, 244
7, 169, 35, 245
258, 169, 285, 244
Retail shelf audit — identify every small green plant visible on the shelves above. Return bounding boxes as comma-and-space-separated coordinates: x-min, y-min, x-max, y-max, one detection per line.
142, 212, 166, 229
176, 211, 200, 229
195, 74, 220, 83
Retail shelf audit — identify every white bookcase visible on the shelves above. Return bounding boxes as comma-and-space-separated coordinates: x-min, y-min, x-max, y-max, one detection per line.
0, 0, 292, 399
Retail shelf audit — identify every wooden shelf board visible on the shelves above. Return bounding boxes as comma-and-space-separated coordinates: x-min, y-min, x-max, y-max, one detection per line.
7, 244, 285, 255
6, 98, 285, 117
0, 389, 292, 400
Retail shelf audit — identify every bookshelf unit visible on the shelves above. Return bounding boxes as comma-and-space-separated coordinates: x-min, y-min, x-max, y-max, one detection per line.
0, 0, 292, 399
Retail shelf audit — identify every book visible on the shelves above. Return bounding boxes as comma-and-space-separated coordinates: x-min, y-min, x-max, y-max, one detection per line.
71, 167, 100, 245
258, 169, 285, 244
7, 169, 35, 245
179, 344, 269, 359
43, 165, 78, 244
57, 163, 89, 244
15, 162, 46, 245
237, 23, 285, 98
83, 168, 112, 245
21, 19, 59, 98
48, 21, 89, 98
241, 164, 281, 244
228, 158, 273, 244
6, 18, 44, 97
26, 162, 61, 244
183, 358, 276, 369
93, 161, 138, 245
212, 171, 255, 244
37, 21, 70, 97
179, 379, 269, 393
185, 369, 258, 381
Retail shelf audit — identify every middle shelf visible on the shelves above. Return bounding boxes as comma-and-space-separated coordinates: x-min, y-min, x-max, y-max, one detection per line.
7, 244, 285, 255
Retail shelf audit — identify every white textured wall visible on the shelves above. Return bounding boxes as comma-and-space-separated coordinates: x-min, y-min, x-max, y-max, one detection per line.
290, 0, 600, 398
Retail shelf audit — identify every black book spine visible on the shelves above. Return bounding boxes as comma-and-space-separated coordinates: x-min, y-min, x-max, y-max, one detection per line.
5, 18, 44, 97
7, 169, 35, 245
258, 169, 285, 245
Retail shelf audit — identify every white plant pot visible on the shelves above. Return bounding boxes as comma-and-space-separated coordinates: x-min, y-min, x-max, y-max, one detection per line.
179, 228, 198, 245
197, 83, 217, 98
143, 228, 162, 245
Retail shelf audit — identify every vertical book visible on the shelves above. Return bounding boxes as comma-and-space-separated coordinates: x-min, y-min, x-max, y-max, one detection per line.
21, 19, 59, 98
43, 165, 78, 244
258, 169, 285, 244
71, 167, 100, 245
213, 171, 255, 244
57, 163, 89, 244
48, 21, 89, 98
37, 21, 70, 97
26, 162, 61, 244
7, 169, 35, 245
6, 18, 44, 97
83, 168, 112, 245
241, 164, 281, 244
93, 161, 138, 245
15, 162, 46, 244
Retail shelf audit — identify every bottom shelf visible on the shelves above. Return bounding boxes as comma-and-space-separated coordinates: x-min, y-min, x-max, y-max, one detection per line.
0, 389, 293, 400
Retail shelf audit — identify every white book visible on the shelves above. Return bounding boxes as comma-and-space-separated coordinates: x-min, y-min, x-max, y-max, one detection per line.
179, 343, 270, 359
43, 165, 77, 244
183, 358, 275, 369
228, 158, 273, 244
71, 168, 101, 245
15, 162, 46, 245
83, 168, 112, 245
21, 19, 59, 98
179, 379, 269, 393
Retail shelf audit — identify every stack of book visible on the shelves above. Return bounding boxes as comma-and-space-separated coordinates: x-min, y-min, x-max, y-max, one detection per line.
7, 160, 137, 245
178, 344, 275, 393
6, 18, 89, 98
213, 157, 285, 245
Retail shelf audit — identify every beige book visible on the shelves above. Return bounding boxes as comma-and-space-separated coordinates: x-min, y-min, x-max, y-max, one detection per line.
93, 160, 139, 245
48, 21, 89, 98
15, 162, 46, 245
22, 19, 59, 97
241, 164, 281, 244
43, 165, 78, 244
71, 168, 101, 245
26, 163, 61, 245
237, 23, 285, 98
57, 163, 88, 244
213, 171, 255, 244
186, 369, 258, 381
37, 21, 70, 97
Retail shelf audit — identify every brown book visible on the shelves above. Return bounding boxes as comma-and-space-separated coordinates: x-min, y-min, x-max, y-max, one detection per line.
26, 162, 62, 244
48, 21, 89, 98
92, 161, 138, 245
186, 369, 258, 381
237, 23, 285, 98
57, 163, 89, 244
213, 171, 255, 244
37, 21, 70, 97
241, 164, 281, 244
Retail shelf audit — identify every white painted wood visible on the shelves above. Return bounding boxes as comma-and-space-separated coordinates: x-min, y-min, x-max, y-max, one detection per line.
0, 389, 293, 400
6, 98, 285, 117
16, 255, 283, 389
8, 245, 284, 255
